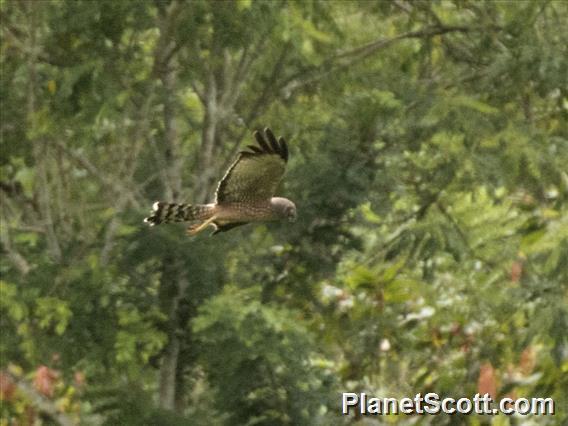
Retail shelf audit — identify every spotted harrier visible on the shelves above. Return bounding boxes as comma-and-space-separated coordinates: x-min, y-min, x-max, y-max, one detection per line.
144, 128, 296, 235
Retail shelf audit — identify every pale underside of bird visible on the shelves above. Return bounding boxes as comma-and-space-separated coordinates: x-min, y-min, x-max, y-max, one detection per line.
144, 128, 296, 236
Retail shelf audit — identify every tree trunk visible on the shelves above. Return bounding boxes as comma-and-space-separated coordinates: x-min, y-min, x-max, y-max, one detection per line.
154, 3, 190, 409
158, 331, 180, 410
157, 256, 189, 411
196, 74, 219, 203
162, 67, 183, 202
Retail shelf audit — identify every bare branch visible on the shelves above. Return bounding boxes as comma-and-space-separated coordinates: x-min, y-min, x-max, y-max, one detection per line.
232, 45, 250, 90
393, 0, 413, 14
100, 212, 124, 266
0, 214, 32, 276
191, 80, 206, 105
152, 0, 182, 78
220, 43, 292, 172
280, 25, 500, 96
50, 140, 141, 208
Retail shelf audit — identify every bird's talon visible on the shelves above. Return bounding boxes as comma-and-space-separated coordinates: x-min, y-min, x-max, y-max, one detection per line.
186, 225, 199, 236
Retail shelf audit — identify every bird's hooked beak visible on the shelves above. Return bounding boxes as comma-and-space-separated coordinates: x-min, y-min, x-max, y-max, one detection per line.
289, 211, 297, 222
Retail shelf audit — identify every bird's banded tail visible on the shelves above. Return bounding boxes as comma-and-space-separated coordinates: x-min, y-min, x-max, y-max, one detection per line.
144, 202, 214, 226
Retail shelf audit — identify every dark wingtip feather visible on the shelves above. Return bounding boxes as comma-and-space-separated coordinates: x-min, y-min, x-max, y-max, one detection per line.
278, 137, 289, 162
264, 128, 281, 154
254, 130, 272, 153
250, 128, 289, 162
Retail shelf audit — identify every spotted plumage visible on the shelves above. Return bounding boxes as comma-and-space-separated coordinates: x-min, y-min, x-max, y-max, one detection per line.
144, 128, 296, 236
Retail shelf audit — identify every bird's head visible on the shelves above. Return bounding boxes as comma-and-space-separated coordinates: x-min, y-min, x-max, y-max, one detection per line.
271, 197, 297, 222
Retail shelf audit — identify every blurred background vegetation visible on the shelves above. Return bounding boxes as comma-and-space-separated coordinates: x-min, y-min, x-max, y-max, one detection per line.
1, 1, 567, 425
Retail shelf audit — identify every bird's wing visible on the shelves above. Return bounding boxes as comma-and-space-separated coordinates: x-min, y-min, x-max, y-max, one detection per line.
215, 128, 289, 204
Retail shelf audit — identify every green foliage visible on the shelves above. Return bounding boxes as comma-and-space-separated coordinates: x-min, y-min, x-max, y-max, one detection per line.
194, 286, 332, 426
1, 0, 567, 424
87, 385, 192, 426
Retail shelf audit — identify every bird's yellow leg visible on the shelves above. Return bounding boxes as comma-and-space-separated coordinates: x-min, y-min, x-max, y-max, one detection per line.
187, 216, 217, 236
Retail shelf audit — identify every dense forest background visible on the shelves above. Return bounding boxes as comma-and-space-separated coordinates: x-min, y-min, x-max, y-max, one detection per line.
1, 1, 567, 425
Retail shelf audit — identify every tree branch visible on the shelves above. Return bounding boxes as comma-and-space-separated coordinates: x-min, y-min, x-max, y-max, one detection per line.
153, 1, 185, 201
158, 257, 189, 411
50, 140, 141, 208
0, 214, 31, 276
220, 43, 292, 173
3, 371, 76, 426
280, 25, 500, 96
26, 2, 62, 262
195, 73, 219, 203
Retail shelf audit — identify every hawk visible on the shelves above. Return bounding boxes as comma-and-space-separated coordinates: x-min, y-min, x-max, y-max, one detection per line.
144, 128, 296, 236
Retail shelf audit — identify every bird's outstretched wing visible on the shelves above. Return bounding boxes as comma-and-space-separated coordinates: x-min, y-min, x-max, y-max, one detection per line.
215, 128, 289, 204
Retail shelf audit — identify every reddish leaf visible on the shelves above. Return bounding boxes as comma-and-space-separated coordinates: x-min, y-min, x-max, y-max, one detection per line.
519, 346, 536, 375
33, 366, 58, 398
478, 362, 497, 399
510, 261, 523, 282
74, 371, 86, 388
0, 371, 16, 401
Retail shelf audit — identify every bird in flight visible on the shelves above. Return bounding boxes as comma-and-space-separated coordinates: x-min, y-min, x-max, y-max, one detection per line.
144, 128, 296, 236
